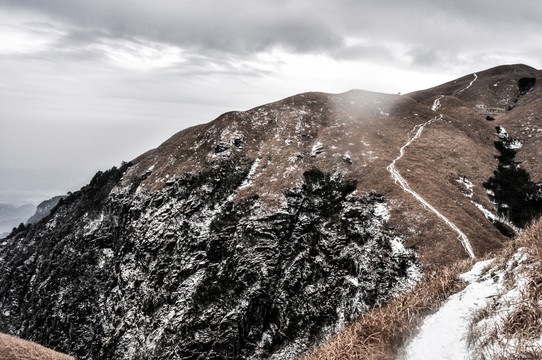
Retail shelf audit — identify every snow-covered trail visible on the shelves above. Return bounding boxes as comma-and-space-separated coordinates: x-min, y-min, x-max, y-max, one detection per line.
431, 95, 444, 111
399, 258, 496, 360
457, 73, 478, 94
386, 96, 476, 259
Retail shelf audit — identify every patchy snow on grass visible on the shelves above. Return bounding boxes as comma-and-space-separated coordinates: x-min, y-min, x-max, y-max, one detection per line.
400, 258, 497, 360
456, 176, 474, 198
401, 246, 536, 360
238, 158, 261, 189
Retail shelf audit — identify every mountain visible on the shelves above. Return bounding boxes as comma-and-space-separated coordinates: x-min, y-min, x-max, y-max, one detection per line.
25, 195, 65, 226
0, 203, 35, 236
0, 64, 541, 359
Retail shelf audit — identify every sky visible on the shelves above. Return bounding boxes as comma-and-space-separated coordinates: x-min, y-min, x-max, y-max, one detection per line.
2, 0, 542, 206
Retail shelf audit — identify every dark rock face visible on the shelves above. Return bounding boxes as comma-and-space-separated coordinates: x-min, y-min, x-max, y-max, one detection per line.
0, 161, 417, 359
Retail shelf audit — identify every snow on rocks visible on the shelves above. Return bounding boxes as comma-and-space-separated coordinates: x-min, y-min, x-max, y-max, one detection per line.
456, 176, 474, 198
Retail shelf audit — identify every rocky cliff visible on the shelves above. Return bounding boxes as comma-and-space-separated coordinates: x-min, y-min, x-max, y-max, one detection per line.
1, 64, 541, 359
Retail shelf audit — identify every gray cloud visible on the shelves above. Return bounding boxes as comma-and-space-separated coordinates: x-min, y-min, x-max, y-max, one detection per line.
2, 0, 542, 207
1, 0, 343, 55
3, 0, 542, 70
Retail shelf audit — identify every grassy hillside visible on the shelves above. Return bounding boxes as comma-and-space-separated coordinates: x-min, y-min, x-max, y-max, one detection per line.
0, 333, 74, 360
302, 218, 542, 360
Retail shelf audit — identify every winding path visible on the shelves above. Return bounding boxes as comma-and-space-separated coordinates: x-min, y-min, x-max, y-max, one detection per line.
457, 73, 478, 94
386, 76, 478, 258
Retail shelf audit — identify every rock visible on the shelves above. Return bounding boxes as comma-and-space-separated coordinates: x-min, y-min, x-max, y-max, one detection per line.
0, 162, 417, 359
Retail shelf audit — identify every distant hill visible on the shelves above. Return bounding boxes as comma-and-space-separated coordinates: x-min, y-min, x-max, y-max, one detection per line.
0, 203, 34, 235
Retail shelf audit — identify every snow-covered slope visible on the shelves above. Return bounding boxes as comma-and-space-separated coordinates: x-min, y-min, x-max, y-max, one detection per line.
401, 224, 542, 360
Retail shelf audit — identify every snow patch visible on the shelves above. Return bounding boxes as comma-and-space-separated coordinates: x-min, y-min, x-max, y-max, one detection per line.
507, 139, 523, 149
456, 176, 474, 198
400, 257, 497, 360
472, 201, 522, 234
431, 95, 444, 111
310, 142, 324, 157
457, 73, 478, 94
373, 202, 390, 222
238, 158, 261, 189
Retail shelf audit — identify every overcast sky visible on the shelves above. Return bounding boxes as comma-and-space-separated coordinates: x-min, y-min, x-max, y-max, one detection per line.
2, 0, 542, 205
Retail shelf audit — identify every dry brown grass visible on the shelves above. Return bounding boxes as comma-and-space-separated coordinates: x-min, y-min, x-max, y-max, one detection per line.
467, 219, 542, 360
0, 333, 74, 360
301, 259, 473, 360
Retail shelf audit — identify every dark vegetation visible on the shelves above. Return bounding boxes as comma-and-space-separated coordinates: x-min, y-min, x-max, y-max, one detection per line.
484, 129, 542, 228
518, 77, 536, 96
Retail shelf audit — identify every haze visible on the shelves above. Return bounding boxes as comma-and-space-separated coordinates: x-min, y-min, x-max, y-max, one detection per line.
2, 0, 542, 206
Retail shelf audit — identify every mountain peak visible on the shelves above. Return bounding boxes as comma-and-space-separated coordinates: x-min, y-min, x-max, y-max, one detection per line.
1, 65, 541, 359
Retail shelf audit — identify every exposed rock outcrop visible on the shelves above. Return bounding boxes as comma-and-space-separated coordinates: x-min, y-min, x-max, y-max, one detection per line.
0, 162, 417, 359
1, 64, 542, 359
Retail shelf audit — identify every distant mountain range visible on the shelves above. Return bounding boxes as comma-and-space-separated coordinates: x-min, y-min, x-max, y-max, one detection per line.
0, 64, 541, 359
0, 196, 64, 238
0, 203, 34, 236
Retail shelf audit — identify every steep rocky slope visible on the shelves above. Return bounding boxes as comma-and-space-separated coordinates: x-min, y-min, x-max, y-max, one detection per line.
0, 64, 541, 359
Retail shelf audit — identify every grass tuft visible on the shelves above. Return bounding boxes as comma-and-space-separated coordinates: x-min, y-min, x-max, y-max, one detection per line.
301, 259, 473, 360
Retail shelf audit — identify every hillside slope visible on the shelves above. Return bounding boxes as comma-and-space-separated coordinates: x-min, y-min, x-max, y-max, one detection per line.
0, 64, 541, 359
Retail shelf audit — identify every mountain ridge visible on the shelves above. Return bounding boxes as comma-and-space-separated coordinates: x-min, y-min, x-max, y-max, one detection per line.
0, 64, 541, 359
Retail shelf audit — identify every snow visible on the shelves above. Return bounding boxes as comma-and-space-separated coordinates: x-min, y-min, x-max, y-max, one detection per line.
431, 95, 444, 111
496, 126, 509, 139
310, 142, 324, 157
472, 201, 522, 234
373, 202, 390, 221
386, 115, 475, 258
456, 176, 474, 198
400, 247, 536, 360
457, 73, 478, 94
400, 258, 497, 360
507, 139, 523, 149
238, 158, 261, 189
